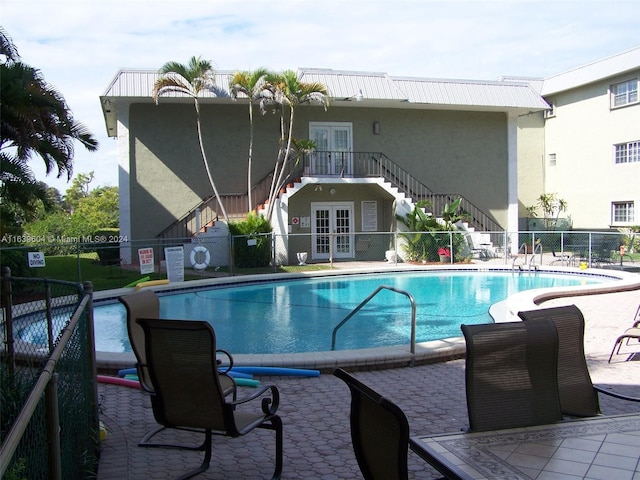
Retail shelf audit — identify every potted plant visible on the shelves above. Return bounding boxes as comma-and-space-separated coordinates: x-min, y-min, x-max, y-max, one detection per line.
438, 247, 451, 263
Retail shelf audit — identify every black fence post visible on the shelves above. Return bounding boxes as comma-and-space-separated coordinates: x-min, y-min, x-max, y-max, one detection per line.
2, 266, 15, 376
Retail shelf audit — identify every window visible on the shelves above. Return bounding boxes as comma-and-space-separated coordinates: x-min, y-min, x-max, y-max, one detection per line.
615, 141, 640, 164
548, 153, 556, 166
612, 202, 635, 224
611, 78, 638, 108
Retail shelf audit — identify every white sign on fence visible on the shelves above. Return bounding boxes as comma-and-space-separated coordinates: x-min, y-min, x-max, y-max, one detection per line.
164, 246, 184, 283
138, 247, 155, 274
28, 251, 46, 268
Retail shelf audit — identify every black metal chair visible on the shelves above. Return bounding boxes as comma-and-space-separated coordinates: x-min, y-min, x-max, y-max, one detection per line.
334, 368, 410, 480
461, 320, 562, 432
138, 317, 283, 480
518, 304, 640, 411
118, 290, 235, 450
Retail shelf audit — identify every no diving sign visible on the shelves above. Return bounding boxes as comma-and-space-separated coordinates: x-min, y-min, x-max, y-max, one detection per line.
28, 251, 46, 268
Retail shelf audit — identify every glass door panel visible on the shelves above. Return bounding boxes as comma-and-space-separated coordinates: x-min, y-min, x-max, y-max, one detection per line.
309, 123, 353, 176
311, 203, 354, 260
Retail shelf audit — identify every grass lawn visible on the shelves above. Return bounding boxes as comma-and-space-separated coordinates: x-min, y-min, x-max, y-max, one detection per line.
35, 253, 171, 291
34, 253, 331, 291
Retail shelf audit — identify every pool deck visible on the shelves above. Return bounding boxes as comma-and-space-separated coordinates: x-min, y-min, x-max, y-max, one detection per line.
96, 263, 640, 480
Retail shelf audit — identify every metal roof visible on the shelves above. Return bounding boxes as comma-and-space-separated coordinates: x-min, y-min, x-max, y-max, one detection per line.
100, 67, 550, 136
299, 69, 408, 101
541, 46, 640, 96
391, 77, 548, 109
101, 69, 235, 98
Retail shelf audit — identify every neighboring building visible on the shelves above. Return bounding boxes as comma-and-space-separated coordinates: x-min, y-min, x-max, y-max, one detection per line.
534, 46, 640, 230
99, 47, 639, 264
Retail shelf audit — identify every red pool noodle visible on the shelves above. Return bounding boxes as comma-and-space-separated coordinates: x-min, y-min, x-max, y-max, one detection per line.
97, 375, 142, 389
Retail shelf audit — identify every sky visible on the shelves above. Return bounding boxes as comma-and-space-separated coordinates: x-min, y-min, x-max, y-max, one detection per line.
3, 0, 639, 195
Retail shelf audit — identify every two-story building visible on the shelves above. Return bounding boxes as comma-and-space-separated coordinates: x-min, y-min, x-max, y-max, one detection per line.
100, 46, 639, 264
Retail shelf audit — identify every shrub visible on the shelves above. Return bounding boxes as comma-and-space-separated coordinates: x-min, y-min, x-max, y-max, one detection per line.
228, 214, 272, 268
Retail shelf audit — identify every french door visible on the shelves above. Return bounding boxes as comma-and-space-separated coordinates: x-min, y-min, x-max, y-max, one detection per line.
309, 122, 353, 176
311, 203, 354, 260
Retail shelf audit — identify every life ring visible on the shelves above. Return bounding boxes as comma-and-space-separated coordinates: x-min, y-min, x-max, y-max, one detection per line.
190, 245, 210, 270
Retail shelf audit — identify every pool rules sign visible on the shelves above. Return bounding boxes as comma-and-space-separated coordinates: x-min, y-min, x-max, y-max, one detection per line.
28, 251, 46, 268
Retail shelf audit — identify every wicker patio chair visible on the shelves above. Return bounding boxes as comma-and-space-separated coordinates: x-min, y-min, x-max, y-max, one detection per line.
334, 368, 410, 480
518, 304, 640, 415
461, 320, 562, 432
118, 290, 235, 449
138, 317, 283, 480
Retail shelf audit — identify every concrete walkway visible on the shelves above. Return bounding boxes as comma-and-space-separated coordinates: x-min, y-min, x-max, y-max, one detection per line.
96, 289, 640, 480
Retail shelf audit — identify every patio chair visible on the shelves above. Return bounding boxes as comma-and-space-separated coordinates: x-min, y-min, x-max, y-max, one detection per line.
461, 320, 562, 432
118, 290, 235, 450
138, 317, 283, 480
518, 304, 640, 415
608, 303, 640, 362
334, 368, 410, 480
550, 248, 573, 266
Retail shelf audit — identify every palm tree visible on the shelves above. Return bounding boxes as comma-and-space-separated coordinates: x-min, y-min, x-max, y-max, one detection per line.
152, 56, 229, 222
261, 70, 329, 220
1, 27, 98, 222
230, 68, 269, 213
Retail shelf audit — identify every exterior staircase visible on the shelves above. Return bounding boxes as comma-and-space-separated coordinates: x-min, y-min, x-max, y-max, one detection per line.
157, 151, 502, 241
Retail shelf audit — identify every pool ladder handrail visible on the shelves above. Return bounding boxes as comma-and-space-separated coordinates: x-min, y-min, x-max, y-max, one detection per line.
528, 242, 542, 270
330, 285, 417, 361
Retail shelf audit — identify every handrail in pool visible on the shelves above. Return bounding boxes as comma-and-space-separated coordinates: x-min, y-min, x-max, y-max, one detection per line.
331, 285, 417, 362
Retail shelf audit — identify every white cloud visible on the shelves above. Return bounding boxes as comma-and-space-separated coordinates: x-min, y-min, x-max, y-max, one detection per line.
3, 0, 639, 193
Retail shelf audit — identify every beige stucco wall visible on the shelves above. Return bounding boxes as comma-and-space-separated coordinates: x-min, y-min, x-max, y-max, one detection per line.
127, 102, 511, 239
543, 70, 640, 229
516, 112, 545, 225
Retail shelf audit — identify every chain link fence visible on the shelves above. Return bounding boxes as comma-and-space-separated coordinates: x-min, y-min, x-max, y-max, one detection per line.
1, 269, 99, 480
1, 230, 638, 292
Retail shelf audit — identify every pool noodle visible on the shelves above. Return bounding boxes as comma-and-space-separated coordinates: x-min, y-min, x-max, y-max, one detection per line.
123, 276, 151, 288
234, 378, 260, 388
97, 375, 142, 389
135, 279, 170, 290
99, 374, 258, 388
118, 367, 254, 380
231, 366, 320, 377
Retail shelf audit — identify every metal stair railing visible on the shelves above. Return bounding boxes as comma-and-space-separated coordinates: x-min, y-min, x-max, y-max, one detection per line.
303, 151, 502, 233
157, 150, 501, 239
157, 172, 275, 240
330, 285, 417, 364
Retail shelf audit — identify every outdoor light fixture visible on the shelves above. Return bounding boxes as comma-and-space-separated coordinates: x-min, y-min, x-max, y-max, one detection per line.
373, 121, 380, 134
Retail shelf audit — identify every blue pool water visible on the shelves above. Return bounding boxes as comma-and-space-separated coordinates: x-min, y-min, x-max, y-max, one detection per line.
87, 270, 607, 354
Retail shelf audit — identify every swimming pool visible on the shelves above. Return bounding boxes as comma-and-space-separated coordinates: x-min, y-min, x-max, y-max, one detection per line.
88, 270, 610, 355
